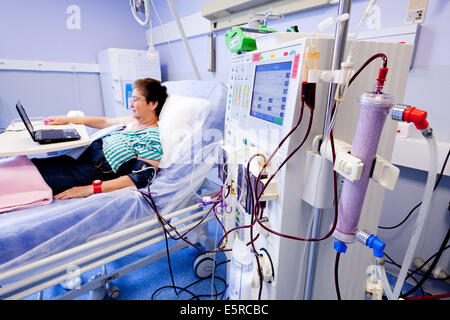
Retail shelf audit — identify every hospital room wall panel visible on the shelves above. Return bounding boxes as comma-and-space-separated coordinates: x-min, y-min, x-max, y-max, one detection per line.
0, 71, 104, 130
0, 0, 147, 64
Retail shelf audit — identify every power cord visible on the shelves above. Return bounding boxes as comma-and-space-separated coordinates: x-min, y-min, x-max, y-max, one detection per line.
151, 259, 230, 300
379, 148, 449, 230
334, 252, 342, 300
400, 227, 450, 299
383, 252, 426, 297
140, 183, 231, 300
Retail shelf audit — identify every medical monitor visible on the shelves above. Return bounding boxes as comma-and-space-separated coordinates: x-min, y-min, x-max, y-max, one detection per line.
249, 61, 292, 126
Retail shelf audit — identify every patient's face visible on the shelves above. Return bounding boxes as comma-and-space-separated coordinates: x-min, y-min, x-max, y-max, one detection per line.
130, 89, 156, 120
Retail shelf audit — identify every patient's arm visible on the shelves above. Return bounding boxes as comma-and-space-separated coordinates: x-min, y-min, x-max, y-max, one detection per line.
43, 115, 133, 129
137, 157, 159, 170
53, 175, 136, 200
53, 158, 160, 200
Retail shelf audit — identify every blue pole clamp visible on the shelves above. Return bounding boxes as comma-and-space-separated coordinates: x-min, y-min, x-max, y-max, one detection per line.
366, 235, 385, 258
333, 241, 348, 253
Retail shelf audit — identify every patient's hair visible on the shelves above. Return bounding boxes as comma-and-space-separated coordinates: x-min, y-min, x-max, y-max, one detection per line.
133, 78, 168, 117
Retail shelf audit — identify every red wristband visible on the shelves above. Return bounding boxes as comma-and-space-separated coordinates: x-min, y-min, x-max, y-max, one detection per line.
92, 179, 102, 194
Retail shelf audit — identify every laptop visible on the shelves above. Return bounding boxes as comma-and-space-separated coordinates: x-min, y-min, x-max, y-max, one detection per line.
15, 100, 81, 144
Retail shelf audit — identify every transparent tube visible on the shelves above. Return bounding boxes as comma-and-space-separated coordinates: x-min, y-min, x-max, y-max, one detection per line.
323, 0, 377, 141
323, 62, 354, 142
376, 257, 395, 300
346, 0, 377, 63
392, 134, 438, 299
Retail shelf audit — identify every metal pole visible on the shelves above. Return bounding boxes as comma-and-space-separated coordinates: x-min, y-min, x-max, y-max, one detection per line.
303, 208, 322, 299
303, 0, 352, 300
167, 0, 202, 80
323, 0, 352, 133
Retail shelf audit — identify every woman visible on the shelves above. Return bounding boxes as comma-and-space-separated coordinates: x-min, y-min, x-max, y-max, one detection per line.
31, 78, 167, 200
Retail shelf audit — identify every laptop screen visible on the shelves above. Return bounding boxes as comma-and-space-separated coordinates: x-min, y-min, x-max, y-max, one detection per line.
15, 101, 36, 139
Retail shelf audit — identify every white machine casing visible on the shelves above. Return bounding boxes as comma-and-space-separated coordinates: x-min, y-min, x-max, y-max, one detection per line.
222, 34, 413, 300
98, 48, 161, 118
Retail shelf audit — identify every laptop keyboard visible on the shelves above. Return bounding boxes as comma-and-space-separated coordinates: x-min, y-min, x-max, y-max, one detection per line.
40, 129, 65, 139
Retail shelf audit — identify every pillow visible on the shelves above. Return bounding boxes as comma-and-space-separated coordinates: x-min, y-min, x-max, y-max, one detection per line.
158, 94, 212, 168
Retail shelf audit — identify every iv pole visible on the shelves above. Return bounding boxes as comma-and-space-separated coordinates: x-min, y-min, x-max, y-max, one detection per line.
303, 0, 351, 300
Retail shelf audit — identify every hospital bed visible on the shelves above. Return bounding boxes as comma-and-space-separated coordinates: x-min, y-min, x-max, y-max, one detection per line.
0, 80, 227, 300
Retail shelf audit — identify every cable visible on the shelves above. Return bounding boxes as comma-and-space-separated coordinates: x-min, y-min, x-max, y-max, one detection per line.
0, 128, 26, 133
406, 245, 450, 281
142, 185, 179, 296
383, 252, 425, 297
249, 104, 340, 244
379, 148, 449, 229
140, 186, 232, 256
349, 53, 387, 84
334, 252, 342, 300
151, 285, 199, 300
141, 184, 232, 300
151, 260, 230, 300
215, 106, 318, 249
400, 227, 450, 299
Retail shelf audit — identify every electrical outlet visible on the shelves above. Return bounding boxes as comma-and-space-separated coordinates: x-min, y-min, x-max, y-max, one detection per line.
406, 0, 428, 24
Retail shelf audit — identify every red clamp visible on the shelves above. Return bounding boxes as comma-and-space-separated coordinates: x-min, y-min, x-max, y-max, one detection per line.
403, 107, 429, 130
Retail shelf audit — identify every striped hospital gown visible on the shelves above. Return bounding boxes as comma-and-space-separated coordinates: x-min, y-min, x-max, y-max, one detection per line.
102, 126, 163, 173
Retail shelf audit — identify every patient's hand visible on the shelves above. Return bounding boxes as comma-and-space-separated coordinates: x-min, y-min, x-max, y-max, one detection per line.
54, 185, 93, 200
43, 116, 71, 125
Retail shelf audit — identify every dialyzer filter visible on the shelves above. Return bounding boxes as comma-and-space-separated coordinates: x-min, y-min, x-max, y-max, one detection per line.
333, 92, 395, 243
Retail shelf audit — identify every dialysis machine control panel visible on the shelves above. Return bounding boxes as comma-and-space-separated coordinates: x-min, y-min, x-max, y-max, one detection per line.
225, 42, 306, 156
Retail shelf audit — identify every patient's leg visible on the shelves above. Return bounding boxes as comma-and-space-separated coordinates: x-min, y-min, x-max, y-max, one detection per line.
31, 156, 96, 195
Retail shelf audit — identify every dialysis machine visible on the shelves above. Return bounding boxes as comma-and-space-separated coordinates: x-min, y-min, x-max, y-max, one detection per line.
98, 48, 161, 118
220, 34, 413, 299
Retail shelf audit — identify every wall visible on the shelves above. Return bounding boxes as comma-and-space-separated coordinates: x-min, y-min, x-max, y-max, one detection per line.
0, 0, 148, 128
152, 0, 450, 295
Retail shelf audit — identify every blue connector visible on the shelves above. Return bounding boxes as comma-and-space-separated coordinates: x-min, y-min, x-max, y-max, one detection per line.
366, 235, 385, 258
333, 241, 348, 254
355, 229, 386, 258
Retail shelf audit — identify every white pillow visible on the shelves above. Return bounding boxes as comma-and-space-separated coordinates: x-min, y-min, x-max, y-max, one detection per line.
158, 94, 211, 168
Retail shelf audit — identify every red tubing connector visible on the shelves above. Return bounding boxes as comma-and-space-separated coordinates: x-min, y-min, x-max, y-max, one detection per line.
403, 106, 429, 130
375, 67, 389, 91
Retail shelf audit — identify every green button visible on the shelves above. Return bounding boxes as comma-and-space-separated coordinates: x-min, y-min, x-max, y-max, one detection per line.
274, 117, 283, 125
